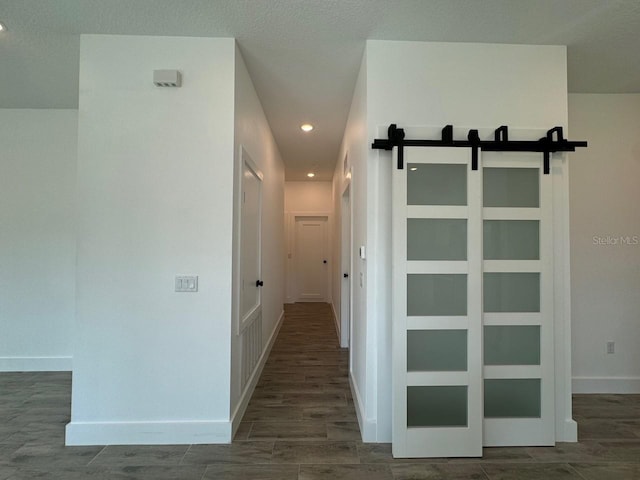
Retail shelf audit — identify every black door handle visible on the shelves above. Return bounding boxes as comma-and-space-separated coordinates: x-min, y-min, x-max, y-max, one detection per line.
343, 273, 349, 278
256, 280, 264, 287
323, 260, 327, 264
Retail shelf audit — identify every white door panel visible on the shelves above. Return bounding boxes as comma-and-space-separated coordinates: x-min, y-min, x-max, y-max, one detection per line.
295, 217, 328, 302
392, 147, 483, 458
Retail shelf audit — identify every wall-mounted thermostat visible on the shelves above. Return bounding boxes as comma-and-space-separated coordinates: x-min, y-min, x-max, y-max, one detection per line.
154, 70, 182, 87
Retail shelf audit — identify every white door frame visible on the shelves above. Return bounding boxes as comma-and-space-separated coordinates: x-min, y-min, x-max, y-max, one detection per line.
236, 146, 263, 335
340, 182, 352, 348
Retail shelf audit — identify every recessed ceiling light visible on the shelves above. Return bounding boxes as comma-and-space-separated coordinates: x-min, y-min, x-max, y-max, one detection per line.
301, 124, 313, 132
307, 172, 315, 178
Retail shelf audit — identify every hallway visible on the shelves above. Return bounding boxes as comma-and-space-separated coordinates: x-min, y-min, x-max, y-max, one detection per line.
0, 303, 639, 479
240, 302, 357, 441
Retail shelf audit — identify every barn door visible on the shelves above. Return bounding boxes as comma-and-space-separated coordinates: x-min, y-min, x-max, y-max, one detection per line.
392, 147, 482, 458
481, 152, 555, 447
392, 146, 555, 458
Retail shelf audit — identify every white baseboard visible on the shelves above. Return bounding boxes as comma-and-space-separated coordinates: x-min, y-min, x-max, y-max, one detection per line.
572, 376, 640, 394
230, 309, 285, 437
65, 420, 230, 446
0, 356, 72, 372
330, 302, 340, 341
349, 371, 376, 442
65, 312, 286, 447
556, 418, 578, 442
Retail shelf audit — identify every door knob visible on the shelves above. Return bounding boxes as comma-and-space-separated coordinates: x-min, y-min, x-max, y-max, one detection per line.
256, 280, 264, 287
323, 260, 327, 264
343, 273, 349, 278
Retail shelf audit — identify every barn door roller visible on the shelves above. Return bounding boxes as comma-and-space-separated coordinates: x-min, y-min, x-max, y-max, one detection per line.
372, 124, 587, 174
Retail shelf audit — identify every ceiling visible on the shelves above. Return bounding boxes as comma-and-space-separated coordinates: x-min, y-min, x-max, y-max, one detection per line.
1, 1, 639, 181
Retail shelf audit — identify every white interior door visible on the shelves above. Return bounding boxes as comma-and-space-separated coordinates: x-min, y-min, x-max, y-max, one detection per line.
239, 150, 262, 333
392, 147, 483, 458
481, 152, 555, 446
391, 146, 555, 458
340, 186, 352, 348
295, 216, 328, 302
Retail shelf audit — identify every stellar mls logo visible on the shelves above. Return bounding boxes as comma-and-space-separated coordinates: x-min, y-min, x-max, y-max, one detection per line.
592, 235, 639, 246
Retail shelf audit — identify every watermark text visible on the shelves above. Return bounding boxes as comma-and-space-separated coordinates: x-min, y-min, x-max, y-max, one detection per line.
592, 235, 639, 246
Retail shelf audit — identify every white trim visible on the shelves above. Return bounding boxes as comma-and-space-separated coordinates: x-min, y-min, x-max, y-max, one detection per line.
407, 371, 469, 386
0, 356, 72, 372
483, 417, 553, 447
483, 208, 540, 220
231, 309, 284, 437
483, 313, 541, 326
553, 153, 577, 442
407, 316, 468, 330
331, 301, 340, 342
289, 210, 333, 218
482, 157, 540, 169
560, 418, 578, 442
407, 261, 468, 274
407, 206, 468, 219
349, 371, 376, 442
66, 420, 230, 446
483, 260, 541, 273
572, 376, 640, 394
484, 365, 542, 379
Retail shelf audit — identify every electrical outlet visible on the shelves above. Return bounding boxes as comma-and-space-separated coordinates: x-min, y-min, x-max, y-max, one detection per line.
175, 275, 198, 292
607, 341, 615, 354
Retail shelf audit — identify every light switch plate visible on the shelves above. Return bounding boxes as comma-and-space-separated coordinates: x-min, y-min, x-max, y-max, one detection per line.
175, 275, 198, 292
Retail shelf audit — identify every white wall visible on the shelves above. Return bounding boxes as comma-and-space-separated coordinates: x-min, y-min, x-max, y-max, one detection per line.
230, 44, 286, 421
569, 94, 640, 394
67, 35, 236, 445
352, 40, 573, 441
284, 181, 333, 212
332, 53, 371, 438
284, 181, 333, 303
0, 109, 77, 372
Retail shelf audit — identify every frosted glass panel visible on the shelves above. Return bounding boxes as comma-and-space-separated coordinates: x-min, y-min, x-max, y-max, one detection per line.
484, 326, 540, 365
483, 168, 539, 207
407, 330, 467, 371
484, 379, 541, 418
407, 164, 467, 206
407, 386, 468, 427
484, 220, 539, 260
408, 219, 467, 260
484, 273, 540, 312
407, 274, 467, 316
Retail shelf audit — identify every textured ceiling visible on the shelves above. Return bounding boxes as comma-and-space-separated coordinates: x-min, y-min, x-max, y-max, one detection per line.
1, 0, 639, 180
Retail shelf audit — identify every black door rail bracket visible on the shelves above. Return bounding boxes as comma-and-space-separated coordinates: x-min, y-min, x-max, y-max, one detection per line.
372, 124, 587, 174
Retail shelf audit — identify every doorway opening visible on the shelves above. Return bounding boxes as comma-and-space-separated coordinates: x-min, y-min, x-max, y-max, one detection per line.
340, 184, 352, 349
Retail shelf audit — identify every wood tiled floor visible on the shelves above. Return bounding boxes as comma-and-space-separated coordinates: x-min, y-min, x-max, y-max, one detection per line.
1, 302, 639, 479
